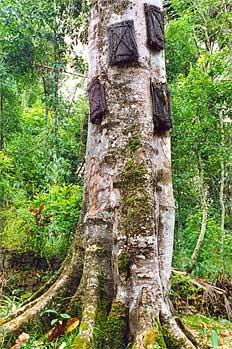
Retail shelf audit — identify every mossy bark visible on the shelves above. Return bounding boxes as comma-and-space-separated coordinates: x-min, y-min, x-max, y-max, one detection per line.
0, 1, 198, 348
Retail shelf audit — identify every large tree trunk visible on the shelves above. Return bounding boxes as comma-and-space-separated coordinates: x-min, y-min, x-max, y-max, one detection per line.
1, 1, 197, 348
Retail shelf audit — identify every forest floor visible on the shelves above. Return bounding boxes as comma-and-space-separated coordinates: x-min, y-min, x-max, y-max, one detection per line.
183, 314, 232, 348
1, 312, 231, 348
0, 260, 232, 349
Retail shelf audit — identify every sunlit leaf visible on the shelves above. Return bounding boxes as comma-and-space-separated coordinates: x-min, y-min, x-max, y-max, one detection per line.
211, 329, 219, 349
60, 313, 71, 319
65, 317, 80, 334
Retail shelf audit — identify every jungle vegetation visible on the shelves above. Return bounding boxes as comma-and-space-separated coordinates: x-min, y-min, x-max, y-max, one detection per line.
0, 0, 231, 348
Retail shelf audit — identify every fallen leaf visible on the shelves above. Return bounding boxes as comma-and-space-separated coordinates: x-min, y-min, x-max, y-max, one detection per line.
48, 321, 65, 341
65, 317, 80, 334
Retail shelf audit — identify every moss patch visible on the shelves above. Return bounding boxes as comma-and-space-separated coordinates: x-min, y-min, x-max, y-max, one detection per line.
71, 336, 92, 349
121, 159, 153, 238
118, 251, 130, 274
131, 320, 167, 349
124, 159, 146, 182
95, 301, 128, 349
161, 324, 184, 349
143, 327, 167, 349
129, 136, 140, 153
113, 1, 132, 15
105, 301, 128, 349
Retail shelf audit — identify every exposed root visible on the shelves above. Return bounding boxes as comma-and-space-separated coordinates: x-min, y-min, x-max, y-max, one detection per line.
4, 271, 63, 323
69, 259, 102, 349
14, 251, 75, 315
172, 269, 232, 321
160, 304, 198, 349
71, 302, 98, 349
131, 299, 198, 349
71, 220, 115, 348
0, 248, 84, 340
22, 267, 62, 305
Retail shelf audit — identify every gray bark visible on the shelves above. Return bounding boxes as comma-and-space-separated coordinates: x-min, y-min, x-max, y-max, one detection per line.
71, 1, 196, 348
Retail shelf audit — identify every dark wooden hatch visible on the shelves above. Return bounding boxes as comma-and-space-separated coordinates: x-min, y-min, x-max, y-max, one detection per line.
144, 4, 165, 51
151, 82, 172, 133
88, 78, 107, 124
108, 20, 139, 65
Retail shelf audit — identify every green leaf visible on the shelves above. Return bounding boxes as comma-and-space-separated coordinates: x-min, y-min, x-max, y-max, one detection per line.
60, 313, 71, 319
43, 309, 59, 315
20, 292, 32, 300
51, 318, 59, 326
211, 329, 219, 349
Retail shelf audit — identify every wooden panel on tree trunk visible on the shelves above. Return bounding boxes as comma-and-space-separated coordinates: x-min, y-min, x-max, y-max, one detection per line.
144, 4, 165, 51
108, 20, 139, 65
88, 78, 107, 124
151, 82, 172, 133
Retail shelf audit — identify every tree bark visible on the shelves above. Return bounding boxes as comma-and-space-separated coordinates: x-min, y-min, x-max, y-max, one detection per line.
186, 152, 208, 274
1, 1, 198, 348
219, 112, 225, 263
186, 194, 208, 274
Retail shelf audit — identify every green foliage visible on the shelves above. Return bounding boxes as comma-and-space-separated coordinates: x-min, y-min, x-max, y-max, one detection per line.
1, 184, 83, 259
0, 0, 89, 266
173, 212, 232, 280
0, 152, 14, 207
2, 95, 88, 192
0, 295, 22, 318
28, 184, 83, 258
182, 314, 232, 348
0, 83, 87, 260
170, 273, 204, 314
166, 15, 198, 81
166, 0, 232, 279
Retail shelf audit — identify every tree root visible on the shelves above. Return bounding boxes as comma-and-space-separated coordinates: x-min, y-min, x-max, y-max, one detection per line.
71, 302, 98, 349
159, 306, 198, 349
70, 266, 99, 349
172, 269, 232, 321
132, 304, 198, 349
22, 267, 62, 305
1, 245, 201, 349
4, 271, 63, 323
13, 250, 75, 317
0, 248, 84, 341
1, 269, 200, 349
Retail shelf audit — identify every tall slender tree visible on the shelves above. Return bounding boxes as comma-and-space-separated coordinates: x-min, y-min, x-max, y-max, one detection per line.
1, 1, 197, 348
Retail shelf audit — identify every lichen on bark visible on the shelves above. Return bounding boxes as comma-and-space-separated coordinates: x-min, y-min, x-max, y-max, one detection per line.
113, 1, 133, 15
